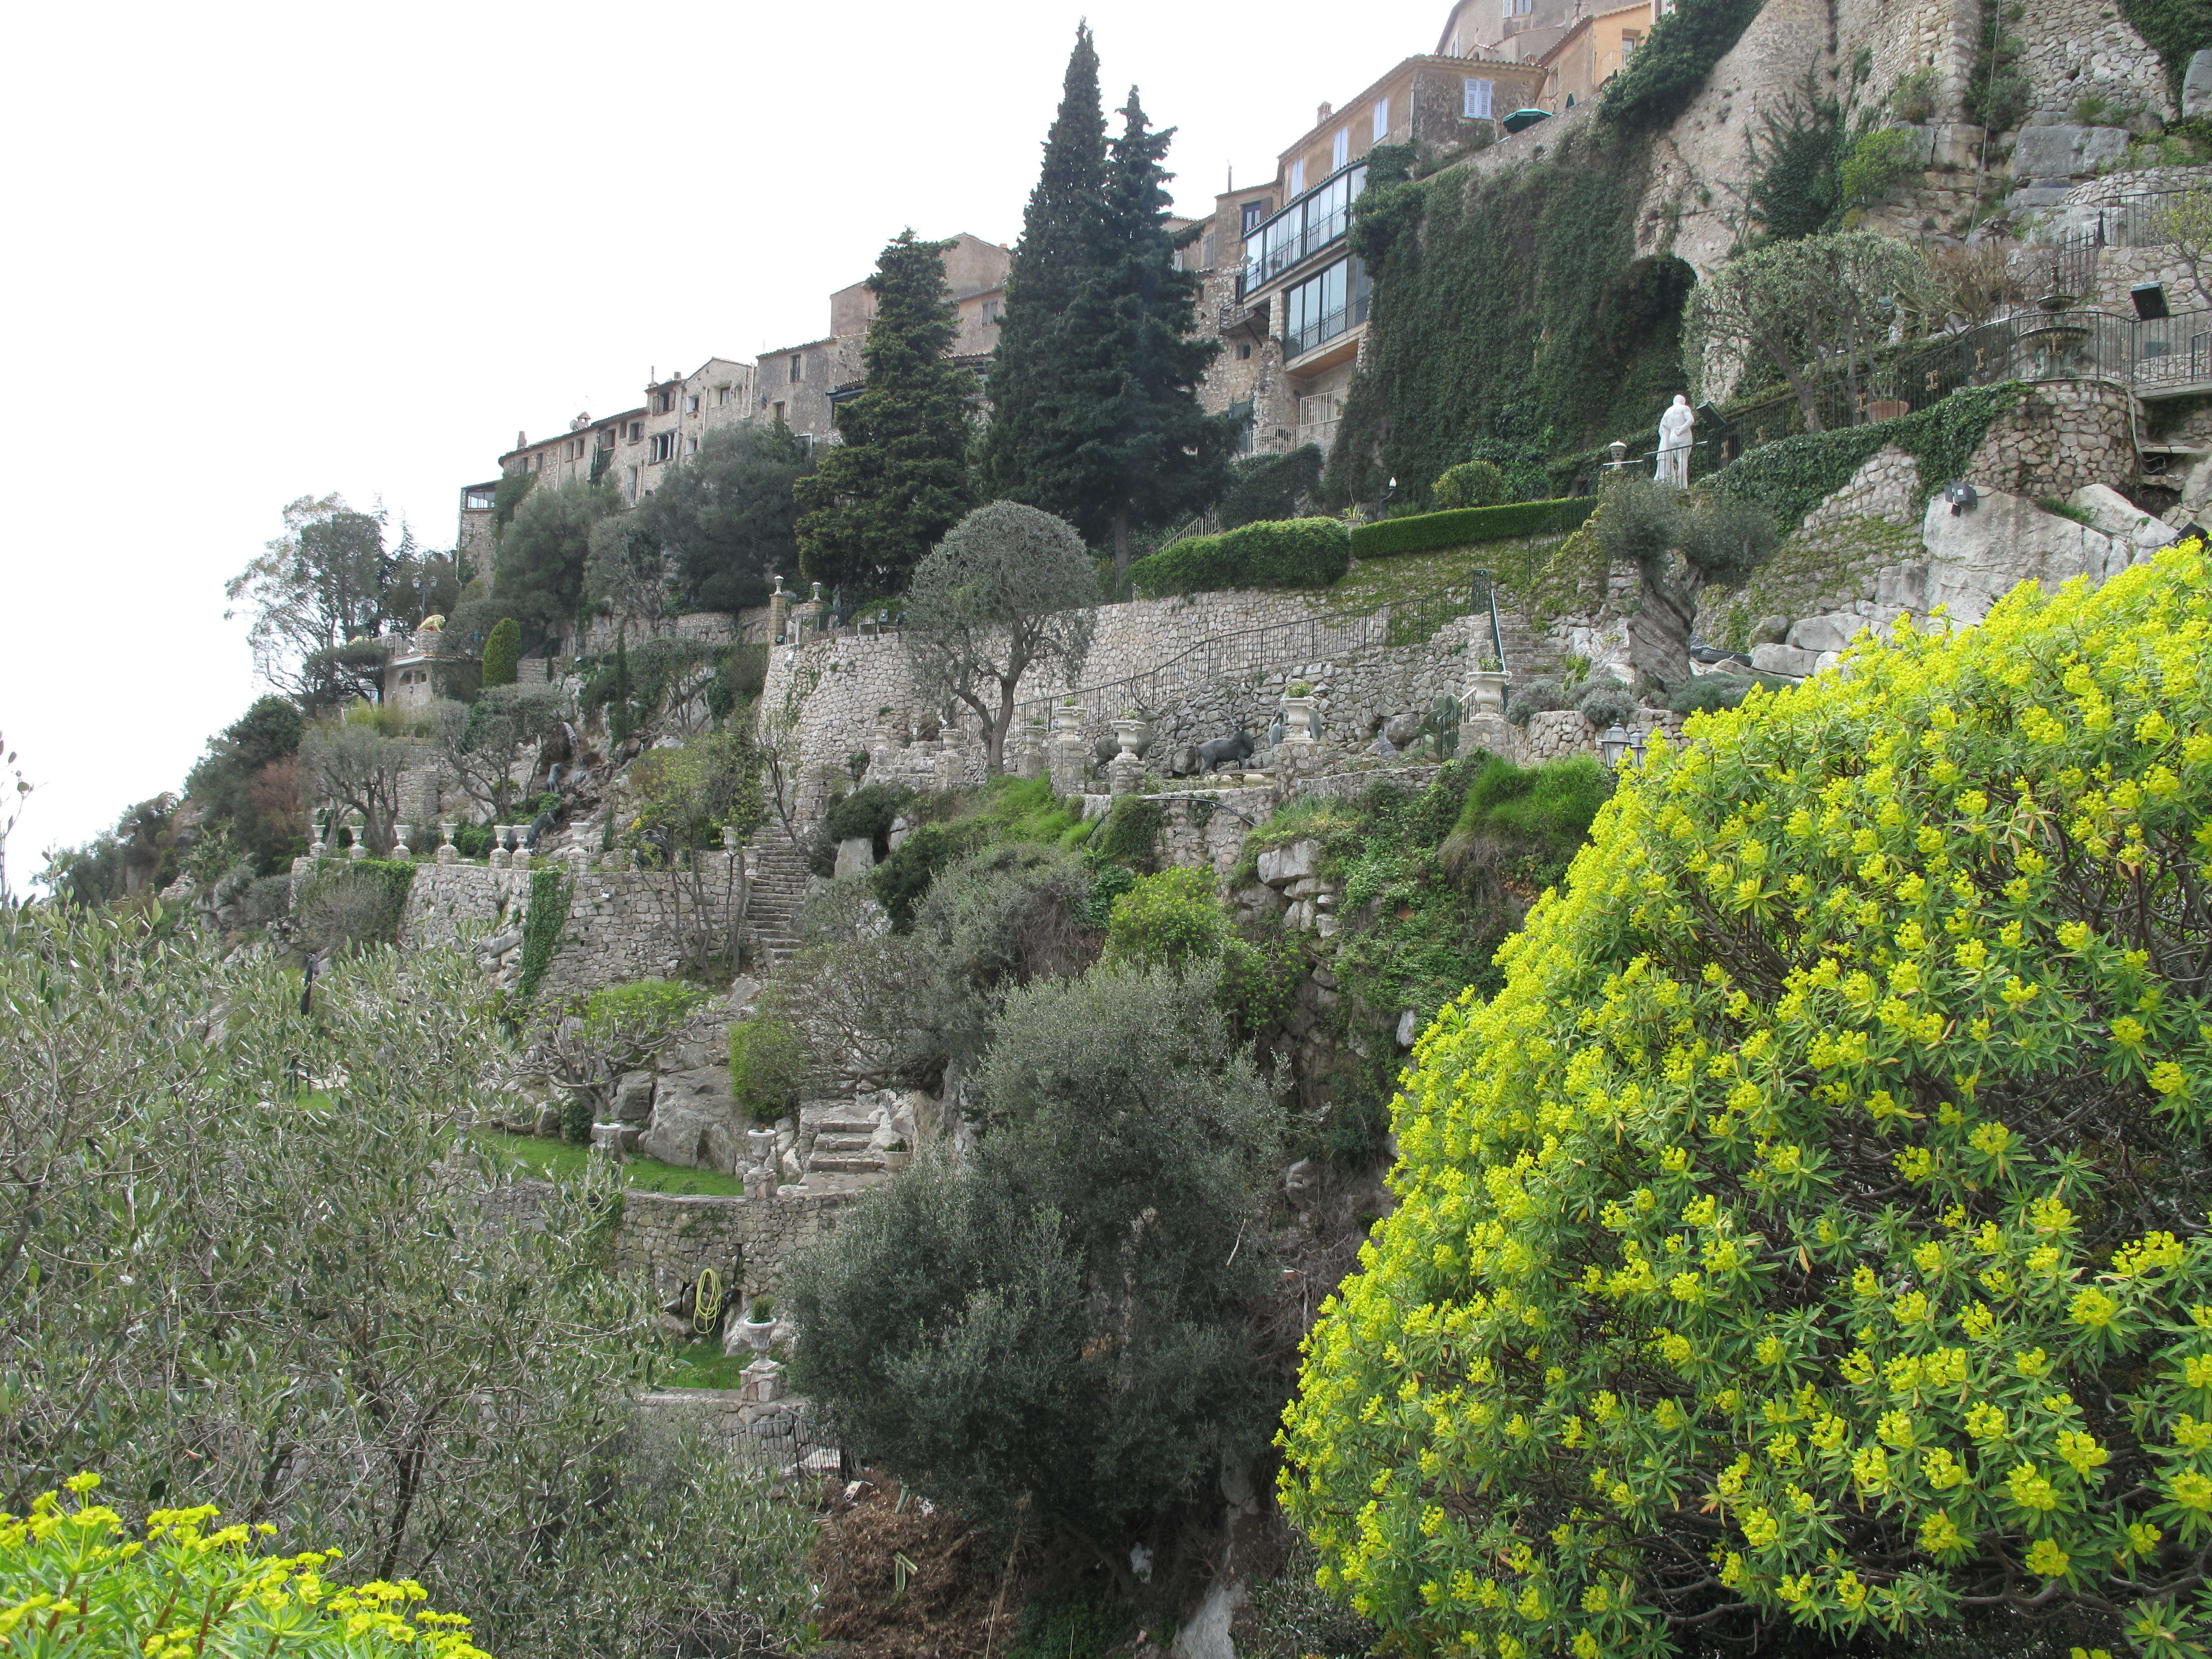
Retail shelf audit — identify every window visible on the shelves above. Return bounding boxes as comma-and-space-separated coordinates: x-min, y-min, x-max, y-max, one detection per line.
649, 431, 676, 463
685, 393, 700, 414
1281, 256, 1371, 357
628, 420, 643, 443
1372, 98, 1391, 141
1240, 198, 1270, 236
627, 465, 639, 500
686, 434, 699, 455
1331, 128, 1349, 170
1621, 30, 1641, 54
464, 487, 494, 510
1202, 232, 1217, 266
1236, 341, 1253, 360
788, 353, 803, 383
1506, 0, 1533, 15
982, 297, 1000, 326
656, 389, 674, 413
771, 401, 785, 423
1464, 77, 1495, 118
716, 385, 732, 406
1289, 158, 1306, 195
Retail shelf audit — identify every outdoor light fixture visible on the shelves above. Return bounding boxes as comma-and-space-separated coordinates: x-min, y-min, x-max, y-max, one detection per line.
1600, 725, 1632, 767
2133, 282, 2171, 321
1944, 480, 1980, 516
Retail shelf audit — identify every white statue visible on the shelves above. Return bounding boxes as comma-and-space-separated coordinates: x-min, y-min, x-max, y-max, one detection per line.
1656, 395, 1695, 488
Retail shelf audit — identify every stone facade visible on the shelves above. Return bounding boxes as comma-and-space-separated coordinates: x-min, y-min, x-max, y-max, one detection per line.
1963, 379, 2139, 498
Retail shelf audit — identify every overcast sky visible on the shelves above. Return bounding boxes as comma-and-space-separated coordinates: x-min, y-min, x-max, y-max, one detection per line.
0, 0, 1439, 885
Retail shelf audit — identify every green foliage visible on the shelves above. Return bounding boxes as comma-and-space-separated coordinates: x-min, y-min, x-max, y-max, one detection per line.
184, 695, 306, 876
1433, 458, 1507, 509
584, 978, 705, 1041
1594, 474, 1781, 588
639, 421, 814, 613
1127, 517, 1349, 597
977, 775, 1091, 849
1327, 131, 1691, 510
480, 616, 521, 689
787, 962, 1282, 1549
1218, 444, 1326, 529
727, 1016, 806, 1125
795, 231, 979, 592
0, 910, 813, 1656
1280, 537, 2212, 1657
1576, 679, 1638, 728
980, 47, 1235, 566
870, 820, 988, 931
1840, 126, 1923, 208
490, 469, 535, 534
477, 1128, 744, 1196
1704, 382, 2023, 532
493, 478, 626, 647
1349, 497, 1596, 561
1890, 66, 1941, 121
1967, 0, 2031, 128
1504, 677, 1566, 727
42, 795, 185, 911
621, 726, 767, 855
1442, 754, 1613, 875
1746, 75, 1845, 239
1, 1479, 493, 1657
296, 858, 416, 956
1596, 0, 1764, 133
1666, 671, 1792, 715
1104, 866, 1228, 968
1005, 1593, 1135, 1659
1091, 795, 1165, 873
516, 866, 570, 998
822, 781, 910, 859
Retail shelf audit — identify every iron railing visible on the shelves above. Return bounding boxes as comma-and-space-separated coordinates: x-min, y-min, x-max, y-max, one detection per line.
2086, 189, 2197, 249
1239, 163, 1366, 297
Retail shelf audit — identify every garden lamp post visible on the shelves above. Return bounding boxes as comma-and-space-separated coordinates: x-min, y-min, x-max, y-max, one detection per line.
1600, 725, 1632, 768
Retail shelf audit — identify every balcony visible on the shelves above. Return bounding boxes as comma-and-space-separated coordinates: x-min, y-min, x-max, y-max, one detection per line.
1282, 258, 1373, 362
1239, 163, 1367, 299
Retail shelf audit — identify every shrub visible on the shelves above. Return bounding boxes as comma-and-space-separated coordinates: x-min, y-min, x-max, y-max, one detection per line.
1440, 754, 1613, 880
246, 872, 294, 926
1348, 497, 1597, 562
1597, 0, 1765, 134
1091, 795, 1165, 873
295, 858, 415, 955
822, 781, 910, 859
1890, 65, 1940, 121
1503, 676, 1565, 727
1105, 866, 1230, 969
728, 1016, 807, 1125
585, 978, 705, 1040
480, 616, 521, 689
1282, 538, 2212, 1657
0, 1477, 491, 1658
1840, 125, 1922, 206
870, 820, 986, 931
1432, 458, 1507, 510
1127, 517, 1350, 597
1575, 679, 1638, 729
1218, 444, 1326, 530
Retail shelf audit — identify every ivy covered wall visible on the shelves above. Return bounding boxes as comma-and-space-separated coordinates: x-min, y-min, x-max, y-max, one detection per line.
1324, 127, 1695, 511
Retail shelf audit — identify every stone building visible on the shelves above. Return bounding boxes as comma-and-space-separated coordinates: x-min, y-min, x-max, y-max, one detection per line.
1191, 46, 1546, 457
1537, 0, 1664, 110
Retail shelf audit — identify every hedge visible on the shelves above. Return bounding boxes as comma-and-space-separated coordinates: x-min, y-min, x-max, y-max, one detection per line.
1127, 517, 1350, 598
1349, 496, 1596, 561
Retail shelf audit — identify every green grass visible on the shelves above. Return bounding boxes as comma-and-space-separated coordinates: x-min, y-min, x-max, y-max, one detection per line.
473, 1129, 746, 1196
661, 1338, 757, 1391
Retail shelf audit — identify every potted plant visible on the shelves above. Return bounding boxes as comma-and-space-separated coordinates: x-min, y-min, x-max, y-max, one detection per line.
881, 1136, 911, 1174
740, 1295, 776, 1351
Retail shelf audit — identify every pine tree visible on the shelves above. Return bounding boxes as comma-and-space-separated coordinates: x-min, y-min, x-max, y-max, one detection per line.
795, 231, 979, 592
975, 24, 1110, 513
1086, 89, 1237, 575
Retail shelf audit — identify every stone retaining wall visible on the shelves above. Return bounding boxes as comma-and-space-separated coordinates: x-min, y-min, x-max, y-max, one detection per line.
1965, 380, 2138, 500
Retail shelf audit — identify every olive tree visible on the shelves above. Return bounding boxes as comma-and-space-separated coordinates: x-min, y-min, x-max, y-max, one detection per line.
1684, 230, 1940, 430
0, 905, 812, 1656
428, 684, 567, 822
904, 501, 1099, 770
298, 705, 420, 854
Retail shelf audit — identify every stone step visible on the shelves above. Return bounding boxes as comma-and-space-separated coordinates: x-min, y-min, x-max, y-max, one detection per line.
808, 1153, 887, 1174
813, 1117, 878, 1135
812, 1133, 877, 1153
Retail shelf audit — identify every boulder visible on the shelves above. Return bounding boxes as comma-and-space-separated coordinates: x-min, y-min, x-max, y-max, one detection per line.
724, 973, 763, 1015
1383, 711, 1422, 745
1396, 1009, 1420, 1048
1283, 1158, 1320, 1211
613, 1069, 656, 1124
833, 837, 875, 879
2011, 124, 2130, 182
1750, 642, 1820, 677
1258, 838, 1322, 886
641, 1066, 746, 1170
2186, 49, 2212, 120
1784, 613, 1857, 654
1918, 488, 2132, 625
2068, 483, 2164, 545
1752, 614, 1790, 645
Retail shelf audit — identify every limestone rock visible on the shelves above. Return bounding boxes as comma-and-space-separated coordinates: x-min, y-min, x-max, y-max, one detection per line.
2069, 482, 2158, 542
1396, 1009, 1420, 1049
1919, 489, 2133, 626
724, 973, 763, 1015
1784, 613, 1857, 654
832, 837, 875, 879
1258, 838, 1321, 885
1750, 642, 1819, 677
642, 1066, 746, 1170
2186, 49, 2212, 119
2012, 124, 2131, 182
1752, 614, 1789, 645
1383, 711, 1422, 745
613, 1069, 656, 1124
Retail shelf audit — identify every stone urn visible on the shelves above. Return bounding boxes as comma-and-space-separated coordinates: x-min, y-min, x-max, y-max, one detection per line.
1464, 669, 1511, 719
1053, 700, 1085, 739
1113, 713, 1149, 757
1281, 694, 1318, 744
721, 825, 741, 855
737, 1300, 776, 1352
437, 820, 457, 866
346, 813, 370, 861
881, 1143, 913, 1174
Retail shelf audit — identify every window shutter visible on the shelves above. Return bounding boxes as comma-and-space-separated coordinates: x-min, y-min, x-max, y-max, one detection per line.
1373, 98, 1390, 141
1332, 128, 1349, 170
1464, 77, 1494, 118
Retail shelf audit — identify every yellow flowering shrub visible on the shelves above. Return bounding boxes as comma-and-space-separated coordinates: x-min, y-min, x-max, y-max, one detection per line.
1, 1476, 490, 1657
1279, 540, 2212, 1656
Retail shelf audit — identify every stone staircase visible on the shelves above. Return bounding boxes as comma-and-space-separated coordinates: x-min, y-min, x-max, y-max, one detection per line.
744, 832, 811, 974
804, 1112, 888, 1176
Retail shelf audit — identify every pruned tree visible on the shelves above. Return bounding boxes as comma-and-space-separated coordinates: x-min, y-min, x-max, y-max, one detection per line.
298, 707, 418, 854
429, 685, 566, 822
584, 512, 674, 632
2156, 187, 2212, 310
500, 979, 709, 1134
224, 494, 394, 709
904, 502, 1099, 769
1683, 230, 1940, 429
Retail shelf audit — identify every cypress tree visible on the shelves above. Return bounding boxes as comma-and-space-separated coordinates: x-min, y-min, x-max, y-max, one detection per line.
480, 616, 521, 688
976, 24, 1110, 513
1085, 89, 1237, 575
795, 231, 978, 592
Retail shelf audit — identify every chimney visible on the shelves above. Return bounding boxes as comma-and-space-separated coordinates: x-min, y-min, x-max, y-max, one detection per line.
516, 430, 526, 449
1317, 101, 1333, 124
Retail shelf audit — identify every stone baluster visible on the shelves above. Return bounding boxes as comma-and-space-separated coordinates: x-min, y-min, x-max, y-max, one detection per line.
436, 819, 457, 866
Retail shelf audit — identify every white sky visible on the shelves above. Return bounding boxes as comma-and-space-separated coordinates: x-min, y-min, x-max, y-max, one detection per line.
0, 0, 1440, 883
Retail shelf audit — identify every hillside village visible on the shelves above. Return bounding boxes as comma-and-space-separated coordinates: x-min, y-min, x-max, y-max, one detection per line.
17, 0, 2212, 1652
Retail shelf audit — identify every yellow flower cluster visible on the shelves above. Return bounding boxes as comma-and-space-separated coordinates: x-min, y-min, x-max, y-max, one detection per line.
1278, 540, 2212, 1656
1, 1475, 491, 1658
